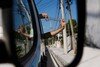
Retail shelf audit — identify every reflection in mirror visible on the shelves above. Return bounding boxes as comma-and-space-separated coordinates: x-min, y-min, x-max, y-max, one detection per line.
13, 0, 34, 58
35, 0, 78, 66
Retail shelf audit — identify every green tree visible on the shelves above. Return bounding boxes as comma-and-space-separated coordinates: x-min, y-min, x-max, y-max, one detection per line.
66, 19, 78, 36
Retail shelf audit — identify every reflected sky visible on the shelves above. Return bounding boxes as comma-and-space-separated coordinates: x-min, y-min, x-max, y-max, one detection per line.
35, 0, 77, 33
13, 0, 31, 30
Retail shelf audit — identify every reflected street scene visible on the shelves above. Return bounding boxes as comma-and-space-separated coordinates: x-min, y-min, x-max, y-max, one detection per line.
13, 0, 78, 66
13, 0, 34, 58
35, 0, 78, 66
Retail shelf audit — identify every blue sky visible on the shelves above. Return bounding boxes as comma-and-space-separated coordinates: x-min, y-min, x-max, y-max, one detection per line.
13, 0, 77, 33
35, 0, 77, 33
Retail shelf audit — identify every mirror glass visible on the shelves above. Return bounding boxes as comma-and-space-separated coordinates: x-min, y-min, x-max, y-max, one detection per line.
13, 0, 34, 58
35, 0, 78, 66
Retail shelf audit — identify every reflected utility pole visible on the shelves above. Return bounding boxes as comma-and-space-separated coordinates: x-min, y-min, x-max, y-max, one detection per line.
60, 0, 68, 54
66, 0, 77, 53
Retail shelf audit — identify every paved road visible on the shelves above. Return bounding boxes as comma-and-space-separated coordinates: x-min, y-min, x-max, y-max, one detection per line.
77, 46, 100, 67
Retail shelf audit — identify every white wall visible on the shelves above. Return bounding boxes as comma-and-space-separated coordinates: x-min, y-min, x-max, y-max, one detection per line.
86, 0, 100, 48
0, 9, 4, 38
